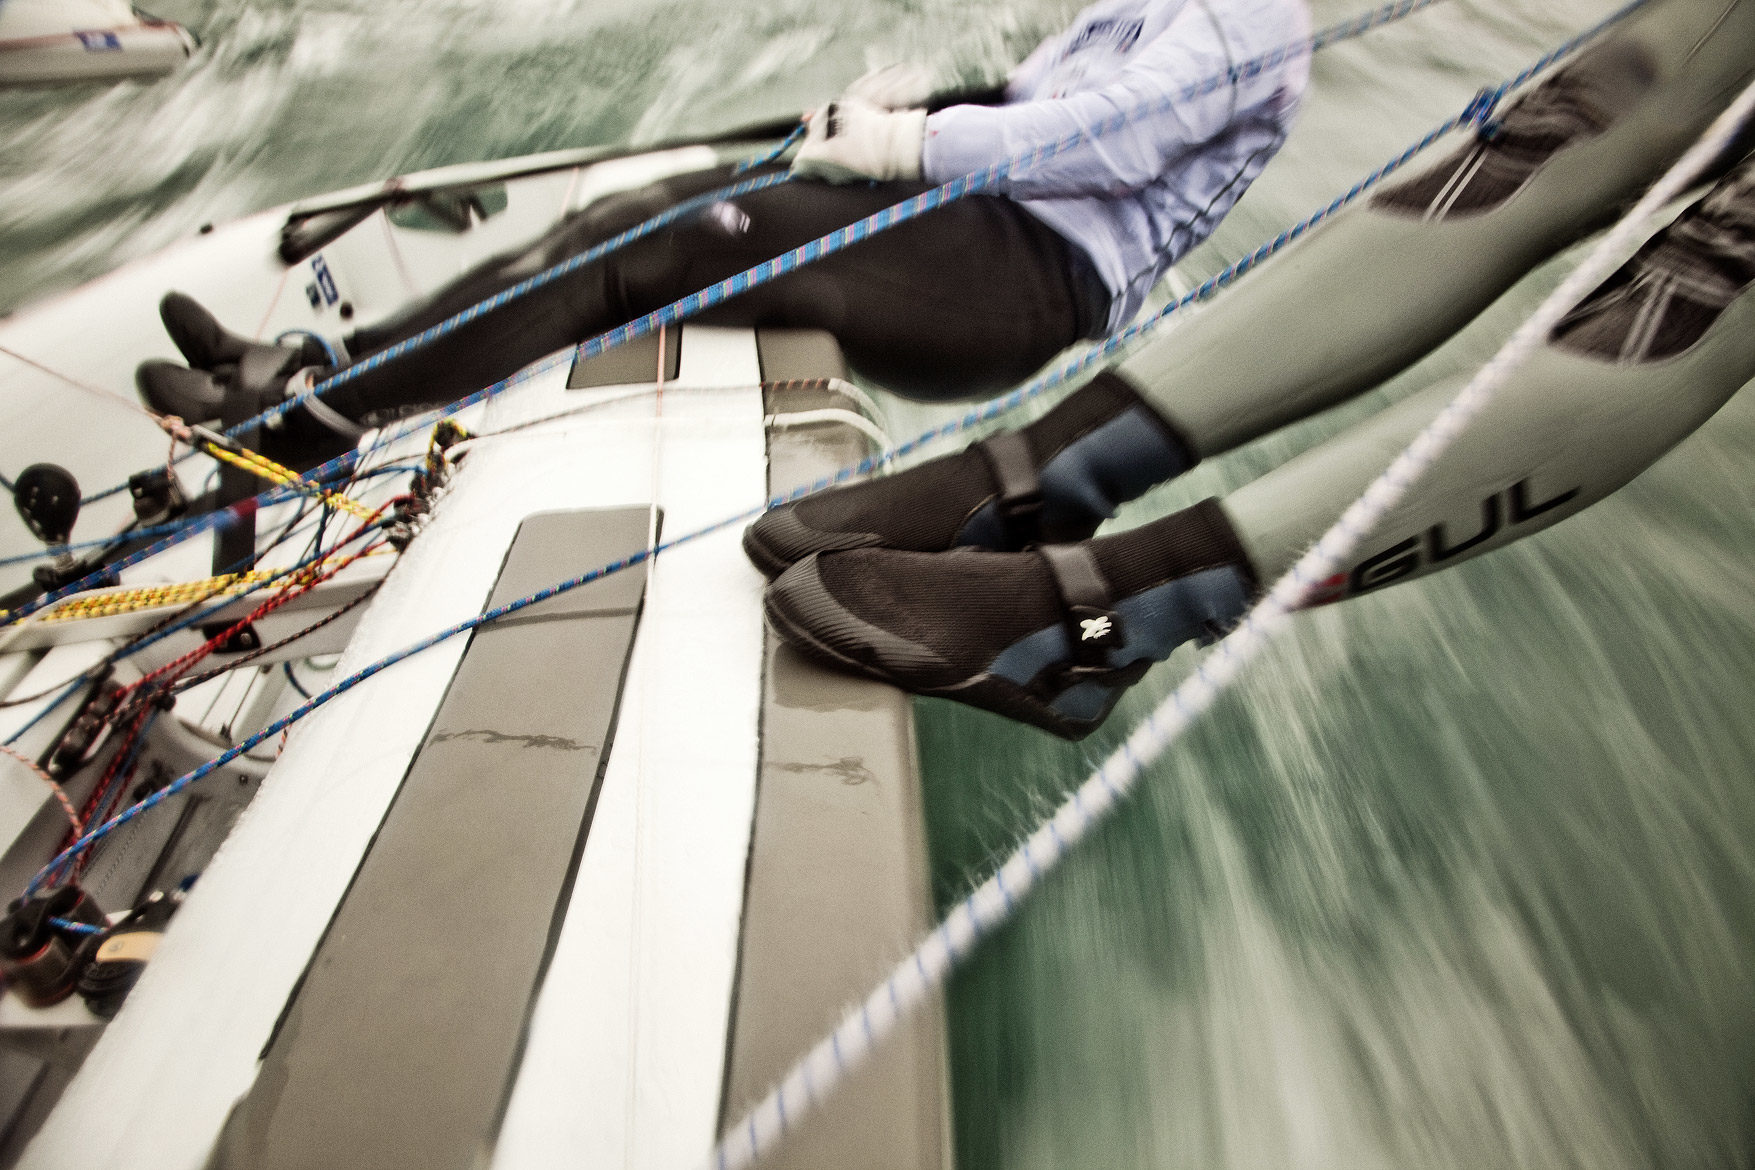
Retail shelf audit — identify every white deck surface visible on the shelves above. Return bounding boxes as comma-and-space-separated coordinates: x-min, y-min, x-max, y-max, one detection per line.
18, 327, 769, 1168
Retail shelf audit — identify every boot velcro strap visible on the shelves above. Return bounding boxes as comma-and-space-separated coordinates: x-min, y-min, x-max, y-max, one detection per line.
1038, 543, 1123, 667
975, 431, 1043, 542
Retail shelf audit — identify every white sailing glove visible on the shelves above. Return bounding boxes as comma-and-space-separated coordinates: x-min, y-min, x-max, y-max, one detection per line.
792, 99, 926, 184
843, 62, 937, 110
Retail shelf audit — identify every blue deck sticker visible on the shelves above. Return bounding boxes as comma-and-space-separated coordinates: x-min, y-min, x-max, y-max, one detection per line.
75, 30, 123, 51
311, 255, 340, 306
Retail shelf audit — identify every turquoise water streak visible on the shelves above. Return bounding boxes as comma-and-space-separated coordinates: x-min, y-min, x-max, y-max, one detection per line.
4, 0, 1754, 1165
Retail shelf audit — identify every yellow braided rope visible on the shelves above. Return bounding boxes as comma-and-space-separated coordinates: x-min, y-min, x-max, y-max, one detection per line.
201, 442, 377, 523
36, 547, 392, 625
39, 569, 286, 624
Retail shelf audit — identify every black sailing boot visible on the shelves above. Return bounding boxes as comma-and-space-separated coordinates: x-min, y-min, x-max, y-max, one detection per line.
136, 360, 227, 422
158, 291, 340, 374
137, 350, 363, 472
742, 371, 1193, 579
763, 498, 1254, 739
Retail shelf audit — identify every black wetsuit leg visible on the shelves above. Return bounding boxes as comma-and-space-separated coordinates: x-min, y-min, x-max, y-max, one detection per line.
328, 164, 1107, 417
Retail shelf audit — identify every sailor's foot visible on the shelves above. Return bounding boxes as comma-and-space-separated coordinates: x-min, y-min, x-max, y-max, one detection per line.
137, 353, 362, 473
136, 360, 226, 423
742, 371, 1191, 579
763, 498, 1252, 739
158, 291, 335, 374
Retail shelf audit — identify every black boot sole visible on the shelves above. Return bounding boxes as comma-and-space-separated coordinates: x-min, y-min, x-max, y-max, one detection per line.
763, 556, 1136, 740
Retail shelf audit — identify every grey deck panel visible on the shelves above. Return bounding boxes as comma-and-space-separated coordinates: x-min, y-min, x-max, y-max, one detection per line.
715, 329, 950, 1170
207, 507, 651, 1170
566, 329, 680, 388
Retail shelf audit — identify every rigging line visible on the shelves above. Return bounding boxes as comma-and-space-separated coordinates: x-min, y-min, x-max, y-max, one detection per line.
191, 0, 1479, 484
0, 458, 406, 575
0, 343, 160, 422
0, 512, 226, 569
205, 0, 1458, 446
328, 0, 1628, 474
704, 67, 1755, 1170
170, 575, 388, 694
0, 744, 81, 833
19, 11, 1638, 891
250, 171, 792, 428
74, 169, 796, 507
0, 496, 389, 752
73, 0, 1456, 512
1, 448, 395, 628
25, 530, 396, 895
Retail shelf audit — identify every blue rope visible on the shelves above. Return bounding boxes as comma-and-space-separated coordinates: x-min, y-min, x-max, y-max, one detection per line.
275, 328, 341, 368
1, 461, 417, 572
49, 918, 105, 937
1, 679, 88, 752
243, 171, 795, 432
2, 456, 381, 628
231, 0, 1462, 441
1, 514, 222, 569
72, 143, 807, 510
75, 0, 1450, 509
282, 660, 314, 700
22, 3, 1642, 897
733, 124, 807, 173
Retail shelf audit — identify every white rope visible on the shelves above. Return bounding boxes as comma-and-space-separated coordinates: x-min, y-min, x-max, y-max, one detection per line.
705, 76, 1755, 1170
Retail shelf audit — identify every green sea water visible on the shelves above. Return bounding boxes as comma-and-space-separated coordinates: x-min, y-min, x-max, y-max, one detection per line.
3, 0, 1753, 1166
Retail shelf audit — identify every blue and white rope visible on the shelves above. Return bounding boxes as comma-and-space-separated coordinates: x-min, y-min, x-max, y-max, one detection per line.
235, 0, 1460, 439
60, 0, 1457, 516
75, 169, 800, 508
3, 459, 378, 627
20, 5, 1638, 894
278, 0, 1634, 469
704, 69, 1755, 1170
74, 0, 1457, 512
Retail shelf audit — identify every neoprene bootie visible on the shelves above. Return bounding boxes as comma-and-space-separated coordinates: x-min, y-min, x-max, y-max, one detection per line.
140, 349, 361, 472
158, 292, 337, 373
136, 360, 227, 422
743, 371, 1191, 578
137, 343, 312, 426
763, 498, 1252, 739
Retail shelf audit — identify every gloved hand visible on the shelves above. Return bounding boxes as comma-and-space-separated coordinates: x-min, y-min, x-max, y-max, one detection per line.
843, 62, 937, 110
791, 98, 926, 184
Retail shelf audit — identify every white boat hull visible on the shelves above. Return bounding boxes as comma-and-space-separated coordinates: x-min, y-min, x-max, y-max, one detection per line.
0, 0, 195, 86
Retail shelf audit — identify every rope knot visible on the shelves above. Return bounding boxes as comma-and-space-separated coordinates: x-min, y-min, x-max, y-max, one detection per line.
156, 414, 193, 445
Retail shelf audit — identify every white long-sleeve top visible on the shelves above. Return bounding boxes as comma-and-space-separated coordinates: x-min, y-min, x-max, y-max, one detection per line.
923, 0, 1311, 330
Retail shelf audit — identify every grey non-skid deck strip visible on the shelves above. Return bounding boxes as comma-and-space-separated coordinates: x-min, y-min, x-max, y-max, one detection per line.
715, 329, 950, 1169
566, 328, 679, 389
206, 507, 651, 1170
